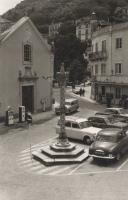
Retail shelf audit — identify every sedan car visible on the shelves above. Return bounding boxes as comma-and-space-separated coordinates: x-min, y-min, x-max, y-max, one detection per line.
95, 108, 128, 122
55, 98, 79, 115
89, 128, 128, 161
56, 116, 102, 145
88, 115, 128, 130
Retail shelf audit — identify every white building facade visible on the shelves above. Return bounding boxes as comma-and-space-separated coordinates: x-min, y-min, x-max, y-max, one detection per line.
89, 22, 128, 105
0, 17, 53, 118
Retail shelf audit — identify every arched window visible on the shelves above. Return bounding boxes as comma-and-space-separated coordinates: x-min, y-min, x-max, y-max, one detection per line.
24, 44, 32, 62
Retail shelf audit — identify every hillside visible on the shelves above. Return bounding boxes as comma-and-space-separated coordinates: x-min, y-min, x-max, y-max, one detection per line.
2, 0, 128, 32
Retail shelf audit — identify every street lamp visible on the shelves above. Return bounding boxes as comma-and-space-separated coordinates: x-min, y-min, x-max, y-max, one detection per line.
56, 63, 70, 147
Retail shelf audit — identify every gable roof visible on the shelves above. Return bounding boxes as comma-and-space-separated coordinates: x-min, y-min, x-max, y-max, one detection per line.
0, 16, 51, 53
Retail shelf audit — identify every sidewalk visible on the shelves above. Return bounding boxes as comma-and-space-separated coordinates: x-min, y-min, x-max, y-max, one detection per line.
0, 110, 55, 135
66, 85, 96, 103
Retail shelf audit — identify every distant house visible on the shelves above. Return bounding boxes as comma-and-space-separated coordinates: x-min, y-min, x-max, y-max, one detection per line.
76, 13, 109, 43
48, 22, 62, 38
76, 13, 98, 42
0, 16, 53, 117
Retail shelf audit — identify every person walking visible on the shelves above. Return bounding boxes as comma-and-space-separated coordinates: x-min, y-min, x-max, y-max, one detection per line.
79, 88, 82, 96
82, 88, 85, 96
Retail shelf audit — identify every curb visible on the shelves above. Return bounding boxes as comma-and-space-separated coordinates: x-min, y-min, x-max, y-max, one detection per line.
0, 112, 56, 135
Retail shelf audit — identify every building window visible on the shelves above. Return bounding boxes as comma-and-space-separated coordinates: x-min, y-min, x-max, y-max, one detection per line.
91, 66, 94, 75
102, 40, 106, 51
116, 38, 122, 48
115, 63, 122, 74
101, 86, 105, 96
101, 63, 106, 75
95, 64, 98, 75
115, 88, 121, 99
78, 30, 81, 39
86, 29, 88, 39
95, 43, 98, 52
92, 44, 94, 52
24, 44, 32, 62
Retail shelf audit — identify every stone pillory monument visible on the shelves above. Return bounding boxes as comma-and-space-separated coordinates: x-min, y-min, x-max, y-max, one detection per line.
32, 63, 88, 166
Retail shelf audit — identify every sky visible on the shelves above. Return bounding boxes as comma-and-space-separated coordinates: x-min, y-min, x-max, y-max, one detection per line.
0, 0, 22, 15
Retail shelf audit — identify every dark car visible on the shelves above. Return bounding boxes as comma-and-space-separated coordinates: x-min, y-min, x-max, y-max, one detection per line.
89, 128, 128, 161
88, 115, 128, 130
95, 108, 128, 122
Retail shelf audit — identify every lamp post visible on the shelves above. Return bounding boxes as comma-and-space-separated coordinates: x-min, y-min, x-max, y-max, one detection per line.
56, 63, 70, 147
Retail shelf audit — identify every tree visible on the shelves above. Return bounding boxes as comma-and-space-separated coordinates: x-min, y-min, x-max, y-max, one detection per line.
69, 59, 86, 84
54, 21, 88, 79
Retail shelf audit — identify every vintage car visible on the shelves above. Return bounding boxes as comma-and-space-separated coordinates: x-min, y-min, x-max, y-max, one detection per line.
95, 108, 128, 122
55, 98, 79, 115
56, 116, 102, 145
72, 89, 80, 95
89, 128, 128, 161
88, 115, 128, 130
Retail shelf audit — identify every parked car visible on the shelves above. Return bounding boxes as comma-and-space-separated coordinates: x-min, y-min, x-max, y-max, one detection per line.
88, 115, 128, 130
56, 116, 102, 144
95, 108, 128, 122
89, 128, 128, 161
72, 89, 80, 95
55, 98, 79, 115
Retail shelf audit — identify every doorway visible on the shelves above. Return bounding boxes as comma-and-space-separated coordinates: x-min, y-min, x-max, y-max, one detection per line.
22, 85, 34, 113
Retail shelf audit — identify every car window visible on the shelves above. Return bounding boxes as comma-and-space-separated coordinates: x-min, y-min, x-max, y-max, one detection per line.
65, 102, 71, 105
65, 121, 71, 128
105, 109, 113, 114
96, 118, 105, 124
72, 123, 80, 129
88, 117, 95, 122
96, 134, 117, 142
79, 121, 88, 129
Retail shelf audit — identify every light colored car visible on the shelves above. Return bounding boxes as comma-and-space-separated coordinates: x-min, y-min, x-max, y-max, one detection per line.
56, 116, 102, 145
55, 98, 79, 115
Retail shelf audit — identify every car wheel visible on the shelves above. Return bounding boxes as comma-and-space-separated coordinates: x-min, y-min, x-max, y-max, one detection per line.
83, 136, 92, 145
116, 153, 121, 161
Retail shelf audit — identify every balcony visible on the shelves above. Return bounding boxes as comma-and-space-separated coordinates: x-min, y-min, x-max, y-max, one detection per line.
93, 75, 128, 85
89, 51, 108, 61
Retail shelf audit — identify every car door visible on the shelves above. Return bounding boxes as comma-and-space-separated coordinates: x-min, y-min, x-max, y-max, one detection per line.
114, 132, 128, 155
70, 122, 82, 140
65, 121, 72, 138
118, 132, 128, 153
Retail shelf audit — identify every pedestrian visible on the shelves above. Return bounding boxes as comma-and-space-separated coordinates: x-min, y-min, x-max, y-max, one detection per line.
82, 88, 85, 96
79, 88, 82, 96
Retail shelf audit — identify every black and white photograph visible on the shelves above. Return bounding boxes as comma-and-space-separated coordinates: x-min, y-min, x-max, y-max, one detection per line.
1, 0, 128, 199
